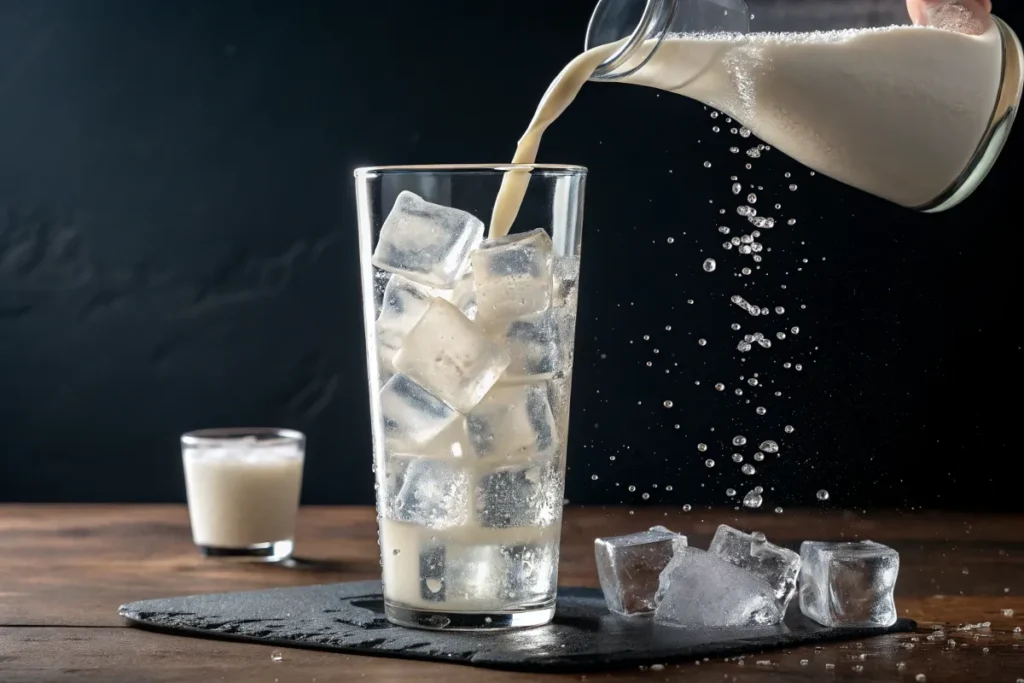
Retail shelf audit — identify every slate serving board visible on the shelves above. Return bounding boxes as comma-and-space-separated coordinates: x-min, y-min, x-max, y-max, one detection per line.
120, 581, 915, 673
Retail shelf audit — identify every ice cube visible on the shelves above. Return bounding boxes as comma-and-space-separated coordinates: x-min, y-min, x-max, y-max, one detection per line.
476, 464, 561, 528
471, 228, 554, 323
490, 310, 563, 382
448, 270, 478, 320
709, 525, 801, 611
393, 298, 510, 413
465, 384, 557, 462
376, 274, 440, 377
655, 545, 784, 628
595, 526, 686, 616
799, 541, 899, 628
416, 541, 557, 606
372, 191, 484, 289
388, 456, 470, 529
552, 256, 581, 309
379, 374, 460, 452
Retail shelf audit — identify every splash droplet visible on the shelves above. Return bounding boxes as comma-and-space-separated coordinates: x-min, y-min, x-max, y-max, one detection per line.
703, 258, 717, 273
732, 435, 747, 446
743, 489, 763, 508
760, 440, 779, 454
715, 383, 725, 391
663, 400, 674, 409
742, 464, 756, 475
817, 489, 830, 501
705, 459, 715, 468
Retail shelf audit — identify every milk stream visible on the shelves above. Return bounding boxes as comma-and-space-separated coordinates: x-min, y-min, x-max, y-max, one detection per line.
489, 24, 1003, 238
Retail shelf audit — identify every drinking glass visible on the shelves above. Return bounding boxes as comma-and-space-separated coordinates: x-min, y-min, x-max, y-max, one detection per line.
353, 164, 586, 630
181, 427, 305, 561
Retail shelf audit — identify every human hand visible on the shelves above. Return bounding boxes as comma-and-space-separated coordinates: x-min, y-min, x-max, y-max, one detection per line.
907, 0, 992, 34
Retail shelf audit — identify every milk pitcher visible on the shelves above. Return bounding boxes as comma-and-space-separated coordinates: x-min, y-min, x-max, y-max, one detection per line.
585, 0, 1022, 211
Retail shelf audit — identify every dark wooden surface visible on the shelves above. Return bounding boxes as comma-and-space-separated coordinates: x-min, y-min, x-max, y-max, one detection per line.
0, 505, 1022, 681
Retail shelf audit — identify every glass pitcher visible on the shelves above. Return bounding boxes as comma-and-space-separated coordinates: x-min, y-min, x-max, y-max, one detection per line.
585, 0, 1022, 212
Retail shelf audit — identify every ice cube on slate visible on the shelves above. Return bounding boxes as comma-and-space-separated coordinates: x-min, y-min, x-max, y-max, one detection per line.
655, 545, 784, 628
393, 298, 510, 413
709, 525, 801, 611
799, 541, 899, 628
491, 310, 563, 382
379, 374, 459, 452
376, 274, 439, 377
471, 228, 554, 323
476, 465, 561, 528
466, 384, 557, 461
595, 526, 686, 616
389, 456, 470, 529
372, 191, 484, 289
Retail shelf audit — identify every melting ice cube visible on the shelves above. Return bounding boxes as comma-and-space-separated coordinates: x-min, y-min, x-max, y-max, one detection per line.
708, 525, 801, 612
799, 541, 899, 628
595, 526, 686, 616
471, 228, 554, 323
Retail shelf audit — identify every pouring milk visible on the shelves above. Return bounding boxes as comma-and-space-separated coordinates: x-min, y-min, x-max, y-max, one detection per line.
490, 11, 1017, 238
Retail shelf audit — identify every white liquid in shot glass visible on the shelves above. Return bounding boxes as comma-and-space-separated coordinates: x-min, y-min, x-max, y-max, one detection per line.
183, 442, 304, 549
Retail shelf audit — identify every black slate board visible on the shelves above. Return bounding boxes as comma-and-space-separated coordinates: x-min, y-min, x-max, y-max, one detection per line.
120, 581, 915, 673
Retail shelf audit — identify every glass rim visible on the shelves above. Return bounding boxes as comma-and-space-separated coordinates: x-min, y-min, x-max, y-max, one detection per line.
181, 427, 305, 447
354, 163, 588, 178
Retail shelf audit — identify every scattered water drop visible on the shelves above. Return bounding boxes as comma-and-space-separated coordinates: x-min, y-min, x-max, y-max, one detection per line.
735, 386, 745, 395
697, 443, 708, 452
743, 489, 763, 508
739, 127, 752, 138
747, 193, 757, 204
748, 377, 759, 386
775, 506, 784, 514
1003, 608, 1015, 617
715, 383, 725, 392
777, 332, 787, 340
663, 400, 674, 409
795, 364, 803, 371
726, 488, 737, 497
271, 651, 284, 662
775, 307, 785, 314
682, 503, 692, 512
785, 425, 795, 434
791, 326, 800, 334
732, 453, 744, 463
756, 406, 767, 415
704, 161, 712, 168
628, 485, 636, 492
733, 435, 747, 446
732, 183, 742, 195
591, 474, 599, 481
705, 459, 715, 468
817, 489, 830, 501
666, 237, 675, 244
731, 323, 741, 331
698, 338, 707, 346
741, 267, 752, 276
703, 258, 717, 273
754, 452, 765, 461
789, 184, 798, 191
392, 548, 401, 555
642, 492, 650, 500
760, 440, 779, 454
741, 464, 756, 475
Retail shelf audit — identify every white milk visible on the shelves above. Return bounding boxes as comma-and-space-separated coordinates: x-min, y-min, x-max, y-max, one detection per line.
491, 23, 1004, 237
183, 445, 304, 548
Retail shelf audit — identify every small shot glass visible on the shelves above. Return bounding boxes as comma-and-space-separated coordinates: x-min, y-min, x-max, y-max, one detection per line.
181, 427, 305, 562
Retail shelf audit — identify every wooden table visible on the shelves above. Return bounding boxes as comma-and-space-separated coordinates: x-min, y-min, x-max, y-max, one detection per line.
0, 505, 1021, 682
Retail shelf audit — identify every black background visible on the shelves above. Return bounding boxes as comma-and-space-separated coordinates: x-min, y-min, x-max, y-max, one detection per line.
0, 0, 1018, 510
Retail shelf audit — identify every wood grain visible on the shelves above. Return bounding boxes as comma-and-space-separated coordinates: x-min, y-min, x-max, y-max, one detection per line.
1, 505, 1022, 681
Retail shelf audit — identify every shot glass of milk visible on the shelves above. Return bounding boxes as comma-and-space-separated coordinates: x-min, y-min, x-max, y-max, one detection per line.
181, 428, 305, 561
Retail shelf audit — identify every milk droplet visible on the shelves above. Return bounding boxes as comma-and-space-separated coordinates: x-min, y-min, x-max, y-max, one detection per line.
817, 489, 830, 501
703, 258, 717, 273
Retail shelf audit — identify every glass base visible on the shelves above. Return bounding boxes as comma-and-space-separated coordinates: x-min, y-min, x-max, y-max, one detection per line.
196, 539, 294, 562
384, 600, 555, 631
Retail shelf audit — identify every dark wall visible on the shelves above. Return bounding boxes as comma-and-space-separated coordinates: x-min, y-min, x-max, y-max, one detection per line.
0, 0, 1017, 510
